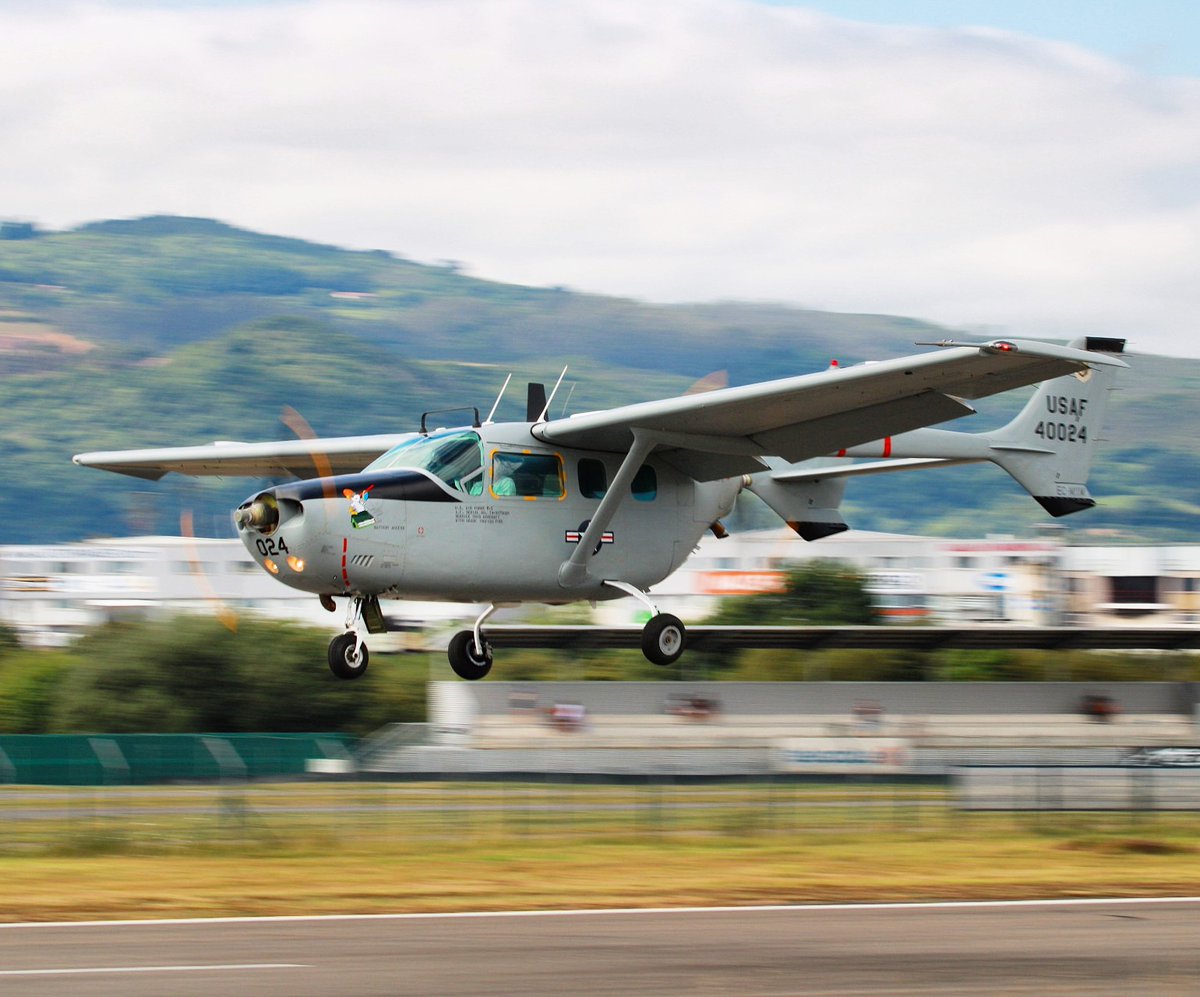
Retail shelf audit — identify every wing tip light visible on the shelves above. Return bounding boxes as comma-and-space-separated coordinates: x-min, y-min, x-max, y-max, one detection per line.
916, 337, 1127, 368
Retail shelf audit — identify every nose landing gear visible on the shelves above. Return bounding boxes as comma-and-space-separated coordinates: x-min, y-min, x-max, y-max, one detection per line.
328, 631, 369, 679
327, 595, 384, 680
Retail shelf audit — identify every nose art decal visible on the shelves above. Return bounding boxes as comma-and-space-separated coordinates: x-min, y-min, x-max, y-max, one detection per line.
343, 485, 376, 529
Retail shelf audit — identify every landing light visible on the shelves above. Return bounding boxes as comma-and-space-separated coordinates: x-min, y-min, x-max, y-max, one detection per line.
287, 556, 306, 573
264, 558, 279, 575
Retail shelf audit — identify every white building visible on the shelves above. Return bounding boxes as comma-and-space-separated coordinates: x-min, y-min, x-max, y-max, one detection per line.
1061, 545, 1200, 626
4, 531, 1200, 646
0, 536, 462, 647
637, 529, 1200, 630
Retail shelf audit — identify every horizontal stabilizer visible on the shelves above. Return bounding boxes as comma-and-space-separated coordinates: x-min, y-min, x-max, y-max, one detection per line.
771, 456, 978, 483
798, 336, 1126, 517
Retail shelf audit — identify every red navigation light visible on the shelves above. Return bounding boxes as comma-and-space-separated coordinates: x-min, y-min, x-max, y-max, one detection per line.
991, 340, 1017, 352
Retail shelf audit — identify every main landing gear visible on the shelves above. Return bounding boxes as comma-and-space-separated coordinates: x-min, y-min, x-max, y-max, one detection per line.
641, 612, 686, 666
445, 587, 688, 681
448, 604, 496, 681
447, 629, 493, 680
605, 580, 687, 668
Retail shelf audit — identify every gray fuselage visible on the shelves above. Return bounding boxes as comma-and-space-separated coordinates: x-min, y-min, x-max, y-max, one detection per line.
235, 422, 740, 605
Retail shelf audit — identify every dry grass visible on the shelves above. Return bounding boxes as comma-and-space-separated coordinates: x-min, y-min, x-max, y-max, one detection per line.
2, 782, 1199, 921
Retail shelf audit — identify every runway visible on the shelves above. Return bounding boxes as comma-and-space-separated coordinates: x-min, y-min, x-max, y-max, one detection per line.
2, 898, 1198, 996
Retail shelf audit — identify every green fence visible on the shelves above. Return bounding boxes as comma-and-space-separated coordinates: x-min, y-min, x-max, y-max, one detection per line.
0, 733, 355, 785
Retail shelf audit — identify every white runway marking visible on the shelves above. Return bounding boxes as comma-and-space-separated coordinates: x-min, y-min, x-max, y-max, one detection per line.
2, 896, 1199, 929
0, 963, 307, 976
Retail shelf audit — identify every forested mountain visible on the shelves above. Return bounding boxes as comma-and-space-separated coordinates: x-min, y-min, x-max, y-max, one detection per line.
0, 215, 1193, 543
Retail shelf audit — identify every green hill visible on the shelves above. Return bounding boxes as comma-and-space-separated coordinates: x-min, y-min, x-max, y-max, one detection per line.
0, 215, 1193, 544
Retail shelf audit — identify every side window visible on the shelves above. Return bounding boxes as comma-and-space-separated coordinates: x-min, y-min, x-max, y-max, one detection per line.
492, 452, 565, 498
578, 458, 608, 499
631, 464, 657, 502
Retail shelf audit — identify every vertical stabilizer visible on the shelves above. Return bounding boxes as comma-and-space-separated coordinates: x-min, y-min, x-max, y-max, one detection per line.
985, 336, 1125, 516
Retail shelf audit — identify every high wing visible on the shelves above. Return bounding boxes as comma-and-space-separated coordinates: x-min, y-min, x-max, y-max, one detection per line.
73, 433, 417, 481
532, 338, 1128, 480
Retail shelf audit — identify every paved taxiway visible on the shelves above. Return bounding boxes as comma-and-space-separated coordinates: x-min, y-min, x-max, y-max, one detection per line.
2, 899, 1198, 996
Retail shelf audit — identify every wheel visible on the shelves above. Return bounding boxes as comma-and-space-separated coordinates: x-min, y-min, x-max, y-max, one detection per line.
328, 632, 369, 679
641, 613, 686, 666
447, 629, 493, 680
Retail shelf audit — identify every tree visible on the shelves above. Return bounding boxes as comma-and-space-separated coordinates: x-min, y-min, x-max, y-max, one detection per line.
53, 616, 402, 734
0, 653, 74, 733
712, 561, 876, 626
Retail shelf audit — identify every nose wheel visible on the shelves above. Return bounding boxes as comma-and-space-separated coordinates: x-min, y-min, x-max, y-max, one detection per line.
328, 631, 369, 679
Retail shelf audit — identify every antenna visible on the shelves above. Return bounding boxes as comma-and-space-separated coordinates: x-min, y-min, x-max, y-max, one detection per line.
484, 373, 512, 425
558, 382, 576, 419
537, 366, 569, 423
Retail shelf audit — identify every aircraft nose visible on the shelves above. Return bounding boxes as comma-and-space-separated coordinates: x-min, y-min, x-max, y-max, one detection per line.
235, 492, 280, 534
234, 489, 324, 589
234, 489, 306, 537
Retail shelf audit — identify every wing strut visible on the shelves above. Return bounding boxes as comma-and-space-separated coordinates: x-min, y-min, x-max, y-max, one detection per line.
558, 432, 655, 588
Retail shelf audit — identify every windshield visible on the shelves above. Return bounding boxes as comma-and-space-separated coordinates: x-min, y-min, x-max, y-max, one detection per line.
365, 431, 484, 492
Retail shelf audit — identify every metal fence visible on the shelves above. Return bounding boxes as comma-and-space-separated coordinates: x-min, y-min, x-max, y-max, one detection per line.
5, 768, 1198, 857
955, 765, 1200, 811
0, 777, 953, 853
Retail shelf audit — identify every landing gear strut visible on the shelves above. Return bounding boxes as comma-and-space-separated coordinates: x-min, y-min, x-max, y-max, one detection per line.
604, 580, 688, 666
328, 596, 370, 680
447, 604, 496, 681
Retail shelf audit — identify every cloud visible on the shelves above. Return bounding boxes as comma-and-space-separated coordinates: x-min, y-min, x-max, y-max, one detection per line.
3, 0, 1199, 355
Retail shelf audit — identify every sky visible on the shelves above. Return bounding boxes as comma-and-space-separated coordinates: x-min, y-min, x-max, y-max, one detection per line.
2, 0, 1199, 357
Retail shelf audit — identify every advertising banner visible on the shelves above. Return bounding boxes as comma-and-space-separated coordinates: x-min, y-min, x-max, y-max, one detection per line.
772, 737, 912, 774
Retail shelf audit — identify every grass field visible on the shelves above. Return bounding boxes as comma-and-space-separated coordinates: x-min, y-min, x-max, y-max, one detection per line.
2, 781, 1199, 921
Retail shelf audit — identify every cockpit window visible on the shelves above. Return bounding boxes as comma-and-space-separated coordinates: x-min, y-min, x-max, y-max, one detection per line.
364, 431, 485, 493
491, 451, 565, 498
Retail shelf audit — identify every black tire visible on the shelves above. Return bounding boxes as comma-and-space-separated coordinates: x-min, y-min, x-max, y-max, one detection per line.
641, 613, 686, 666
447, 629, 493, 680
328, 632, 369, 679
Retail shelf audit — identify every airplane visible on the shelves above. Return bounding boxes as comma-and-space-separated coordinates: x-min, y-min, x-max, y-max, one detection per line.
74, 335, 1127, 681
